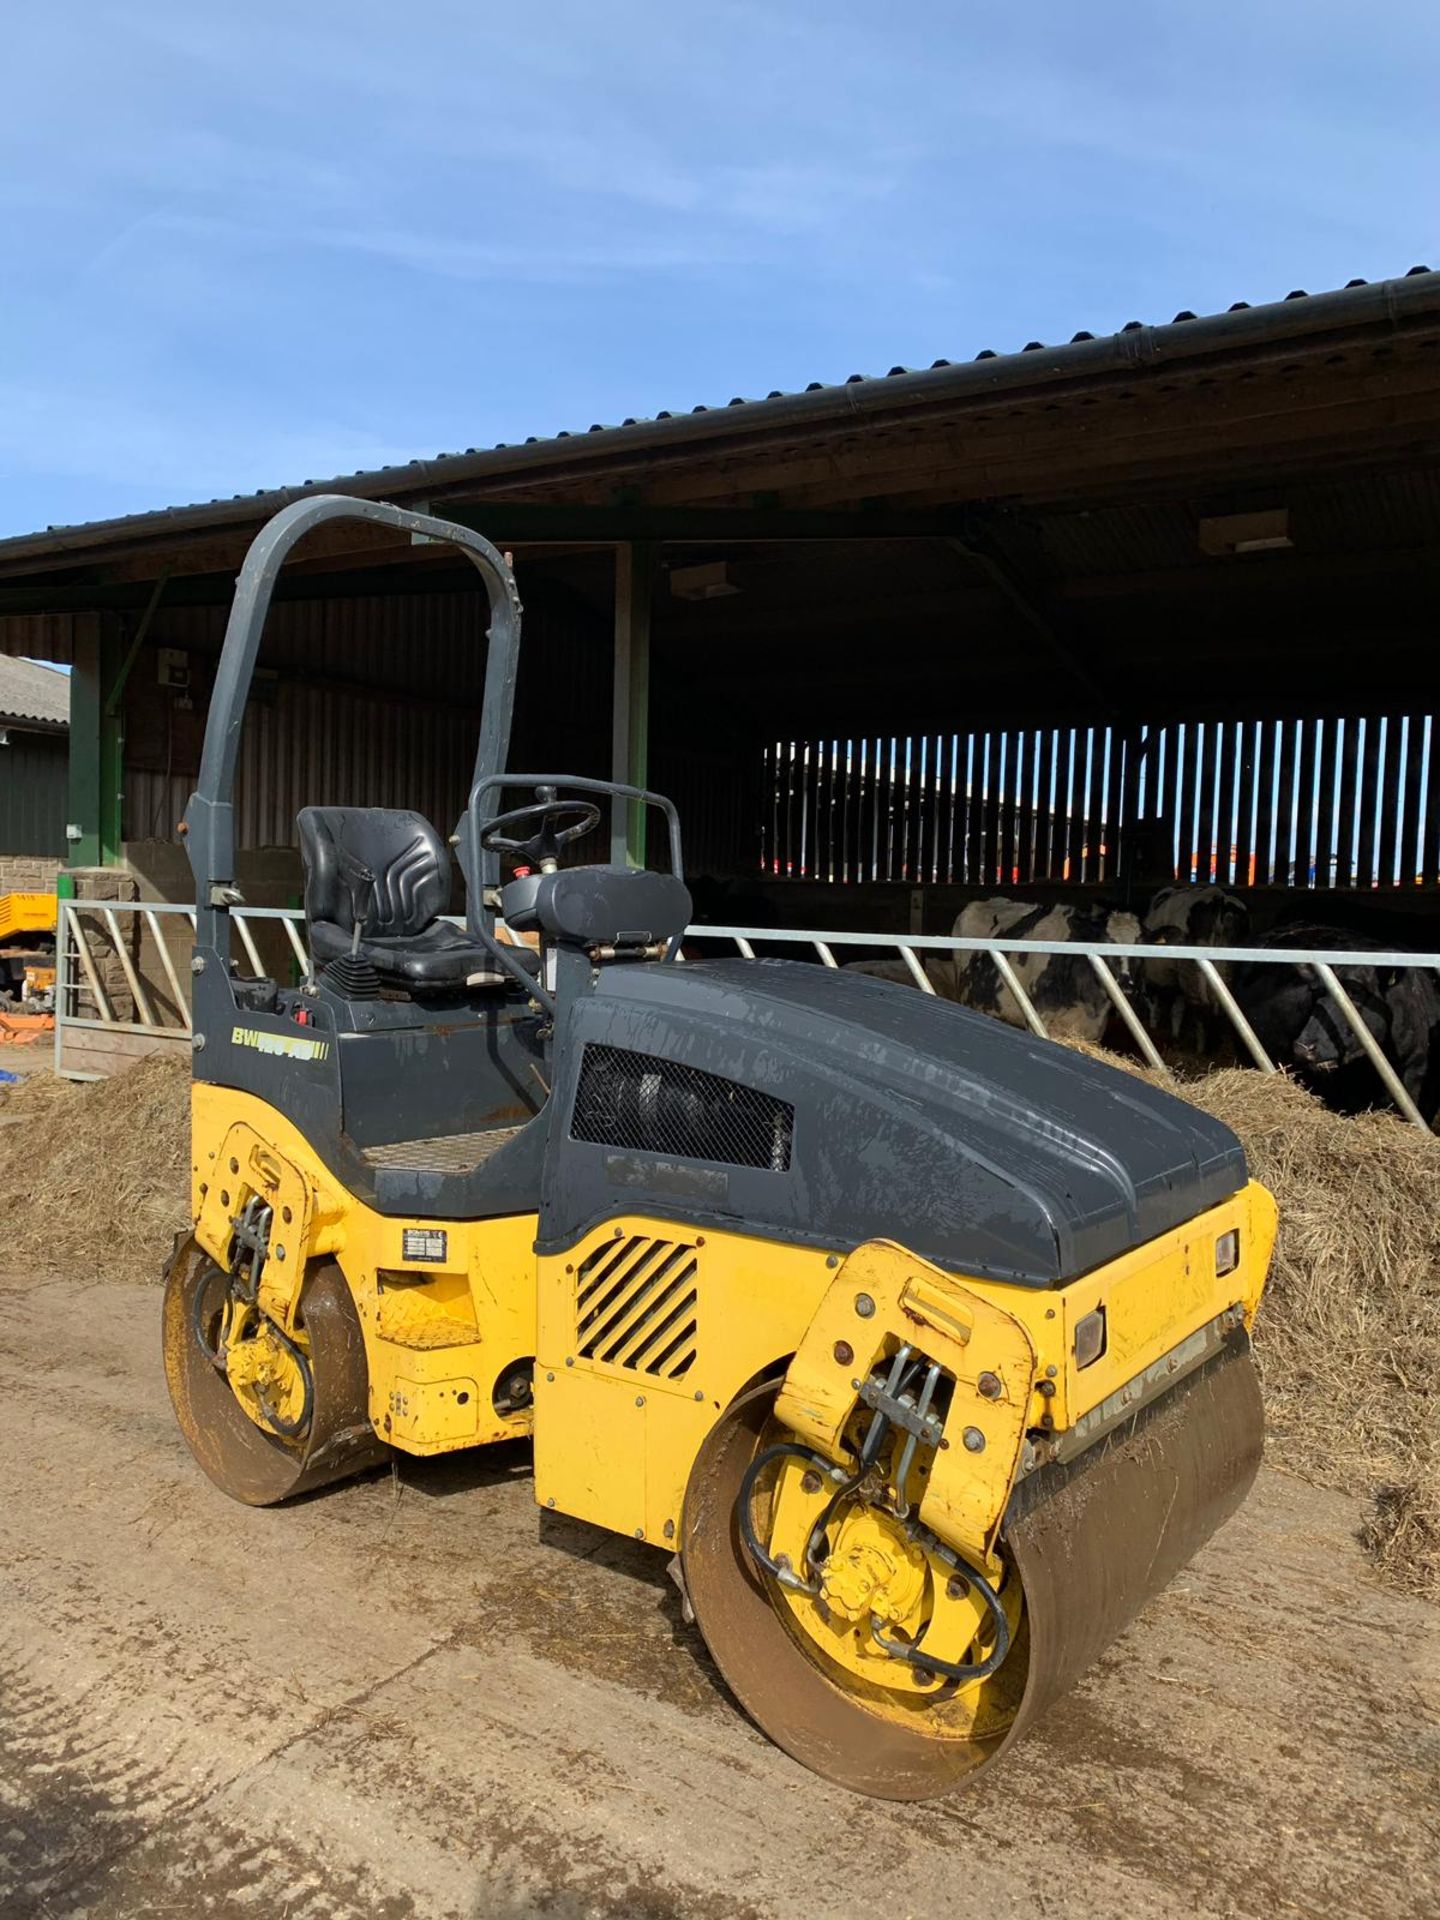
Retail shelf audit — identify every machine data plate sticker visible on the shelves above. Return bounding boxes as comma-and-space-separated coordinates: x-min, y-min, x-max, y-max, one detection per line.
232, 1025, 330, 1062
403, 1228, 448, 1264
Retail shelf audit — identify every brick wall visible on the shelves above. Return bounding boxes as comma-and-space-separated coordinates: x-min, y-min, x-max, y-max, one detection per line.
0, 855, 61, 893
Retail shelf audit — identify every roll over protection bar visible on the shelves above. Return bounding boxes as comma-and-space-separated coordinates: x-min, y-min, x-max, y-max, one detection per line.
183, 495, 521, 958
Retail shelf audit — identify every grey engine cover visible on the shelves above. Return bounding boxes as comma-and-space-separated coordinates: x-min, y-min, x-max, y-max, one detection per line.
540, 958, 1246, 1288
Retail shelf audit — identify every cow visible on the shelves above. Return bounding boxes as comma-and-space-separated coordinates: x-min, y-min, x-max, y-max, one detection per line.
848, 897, 1141, 1044
942, 898, 1142, 1042
1233, 926, 1440, 1123
1140, 885, 1251, 1056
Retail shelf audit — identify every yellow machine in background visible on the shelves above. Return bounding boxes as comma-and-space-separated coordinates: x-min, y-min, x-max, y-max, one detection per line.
163, 497, 1277, 1799
0, 891, 57, 1016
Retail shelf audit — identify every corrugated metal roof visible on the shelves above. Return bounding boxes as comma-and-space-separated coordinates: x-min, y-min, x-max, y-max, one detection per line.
0, 655, 69, 728
1, 266, 1436, 567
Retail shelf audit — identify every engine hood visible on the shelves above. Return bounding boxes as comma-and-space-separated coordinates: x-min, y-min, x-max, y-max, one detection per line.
540, 958, 1247, 1287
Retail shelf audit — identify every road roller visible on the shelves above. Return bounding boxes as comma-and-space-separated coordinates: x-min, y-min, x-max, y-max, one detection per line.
165, 496, 1276, 1798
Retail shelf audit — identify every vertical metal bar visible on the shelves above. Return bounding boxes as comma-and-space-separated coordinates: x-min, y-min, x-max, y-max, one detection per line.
144, 908, 192, 1033
760, 741, 771, 877
1028, 726, 1043, 884
67, 907, 114, 1025
1210, 717, 1231, 885
1356, 715, 1381, 889
733, 935, 757, 959
821, 737, 830, 883
1063, 727, 1079, 883
936, 733, 948, 883
1097, 724, 1113, 883
813, 941, 839, 968
901, 736, 914, 883
1010, 729, 1025, 886
1312, 962, 1429, 1129
897, 944, 938, 995
1313, 715, 1338, 892
1086, 952, 1170, 1075
820, 739, 831, 884
100, 907, 156, 1027
1400, 713, 1425, 888
1176, 720, 1198, 884
1252, 717, 1275, 887
842, 737, 852, 885
1276, 718, 1298, 886
870, 736, 881, 883
1422, 712, 1440, 886
1378, 714, 1402, 890
1195, 958, 1273, 1072
969, 732, 983, 885
1244, 718, 1263, 889
282, 914, 310, 977
1291, 715, 1315, 889
233, 912, 266, 978
1217, 717, 1240, 886
990, 949, 1048, 1038
1340, 715, 1362, 886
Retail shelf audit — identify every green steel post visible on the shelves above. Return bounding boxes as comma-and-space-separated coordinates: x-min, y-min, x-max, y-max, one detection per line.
65, 613, 125, 868
610, 541, 654, 867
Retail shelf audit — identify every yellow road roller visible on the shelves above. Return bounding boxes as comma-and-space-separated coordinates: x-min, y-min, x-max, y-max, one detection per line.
164, 496, 1276, 1798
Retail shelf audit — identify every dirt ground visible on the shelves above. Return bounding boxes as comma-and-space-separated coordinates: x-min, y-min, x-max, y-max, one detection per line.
2, 1271, 1437, 1920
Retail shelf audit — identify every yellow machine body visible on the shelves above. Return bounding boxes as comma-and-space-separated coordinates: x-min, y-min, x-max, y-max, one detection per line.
192, 1085, 538, 1456
0, 892, 56, 941
189, 1082, 1275, 1551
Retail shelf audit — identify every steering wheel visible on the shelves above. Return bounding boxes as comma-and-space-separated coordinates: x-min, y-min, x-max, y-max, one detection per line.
480, 791, 602, 869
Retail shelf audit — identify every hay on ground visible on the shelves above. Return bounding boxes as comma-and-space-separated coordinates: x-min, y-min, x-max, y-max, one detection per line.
0, 1052, 189, 1282
1069, 1045, 1440, 1599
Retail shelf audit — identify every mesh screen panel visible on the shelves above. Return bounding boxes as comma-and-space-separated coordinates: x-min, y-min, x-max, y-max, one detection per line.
570, 1043, 794, 1172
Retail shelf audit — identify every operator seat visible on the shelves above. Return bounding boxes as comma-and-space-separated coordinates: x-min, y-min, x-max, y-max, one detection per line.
298, 806, 532, 992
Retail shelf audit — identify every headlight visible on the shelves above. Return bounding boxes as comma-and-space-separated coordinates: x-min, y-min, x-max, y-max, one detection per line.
1216, 1228, 1240, 1278
1074, 1306, 1107, 1369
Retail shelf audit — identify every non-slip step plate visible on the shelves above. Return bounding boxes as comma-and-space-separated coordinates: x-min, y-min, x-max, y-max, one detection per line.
361, 1125, 523, 1174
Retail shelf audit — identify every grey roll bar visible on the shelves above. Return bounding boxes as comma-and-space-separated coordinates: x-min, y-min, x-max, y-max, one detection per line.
183, 495, 521, 959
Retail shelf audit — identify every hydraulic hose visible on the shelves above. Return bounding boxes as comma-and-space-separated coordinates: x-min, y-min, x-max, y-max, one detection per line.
870, 1553, 1012, 1684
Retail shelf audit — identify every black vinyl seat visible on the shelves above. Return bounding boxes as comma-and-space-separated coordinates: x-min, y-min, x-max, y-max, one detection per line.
298, 806, 533, 992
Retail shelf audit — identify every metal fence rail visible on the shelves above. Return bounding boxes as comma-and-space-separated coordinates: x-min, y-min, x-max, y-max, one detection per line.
51, 899, 1440, 1130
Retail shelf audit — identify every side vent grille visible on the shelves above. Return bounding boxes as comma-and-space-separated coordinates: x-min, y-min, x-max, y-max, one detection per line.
570, 1043, 794, 1172
576, 1235, 699, 1380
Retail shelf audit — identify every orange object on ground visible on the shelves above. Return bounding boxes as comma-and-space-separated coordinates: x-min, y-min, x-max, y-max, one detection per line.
0, 1011, 54, 1045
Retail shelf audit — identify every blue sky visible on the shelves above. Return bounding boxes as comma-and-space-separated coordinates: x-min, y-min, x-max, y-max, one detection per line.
1, 2, 1436, 537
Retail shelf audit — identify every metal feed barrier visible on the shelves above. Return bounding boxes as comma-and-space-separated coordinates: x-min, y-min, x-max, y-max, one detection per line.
52, 898, 1440, 1131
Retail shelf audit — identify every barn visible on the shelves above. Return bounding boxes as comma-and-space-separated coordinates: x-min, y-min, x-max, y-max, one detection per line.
0, 655, 69, 893
0, 266, 1436, 1073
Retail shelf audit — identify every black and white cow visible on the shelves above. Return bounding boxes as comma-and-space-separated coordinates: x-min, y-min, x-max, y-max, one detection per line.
847, 897, 1141, 1043
943, 898, 1142, 1042
1234, 926, 1440, 1123
1140, 885, 1251, 1055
